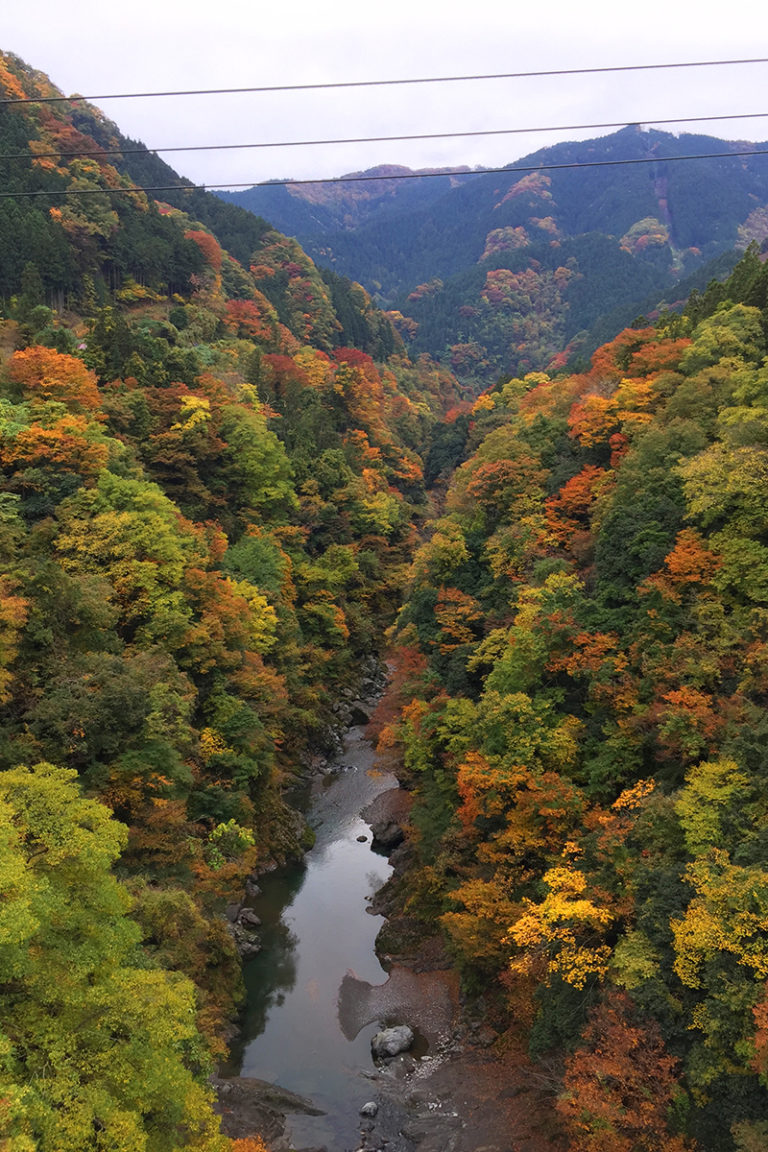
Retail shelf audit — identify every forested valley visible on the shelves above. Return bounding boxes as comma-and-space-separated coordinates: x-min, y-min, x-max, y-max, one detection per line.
4, 46, 768, 1152
222, 126, 768, 388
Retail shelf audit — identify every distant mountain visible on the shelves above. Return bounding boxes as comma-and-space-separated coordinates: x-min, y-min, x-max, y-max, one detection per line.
217, 164, 472, 238
221, 128, 768, 382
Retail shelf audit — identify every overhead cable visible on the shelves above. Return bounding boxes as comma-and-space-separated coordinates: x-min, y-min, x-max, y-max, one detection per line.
3, 146, 768, 198
2, 56, 768, 105
3, 111, 768, 163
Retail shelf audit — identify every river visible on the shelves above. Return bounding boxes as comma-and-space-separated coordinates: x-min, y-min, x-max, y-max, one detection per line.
227, 725, 397, 1151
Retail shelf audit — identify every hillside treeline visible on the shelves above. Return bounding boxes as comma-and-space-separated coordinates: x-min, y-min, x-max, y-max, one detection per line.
224, 127, 768, 387
386, 246, 768, 1152
0, 49, 465, 1151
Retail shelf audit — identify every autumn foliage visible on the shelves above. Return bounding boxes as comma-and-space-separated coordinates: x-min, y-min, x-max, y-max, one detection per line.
7, 44, 768, 1152
0, 46, 473, 1152
558, 995, 693, 1152
390, 253, 768, 1151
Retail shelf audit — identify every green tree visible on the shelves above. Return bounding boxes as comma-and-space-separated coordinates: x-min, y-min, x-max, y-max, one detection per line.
0, 763, 227, 1151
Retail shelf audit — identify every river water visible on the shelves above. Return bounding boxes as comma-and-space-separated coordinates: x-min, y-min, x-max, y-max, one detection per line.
229, 725, 397, 1151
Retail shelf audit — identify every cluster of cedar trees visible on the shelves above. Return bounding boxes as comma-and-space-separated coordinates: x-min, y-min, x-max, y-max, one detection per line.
0, 49, 465, 1152
398, 229, 669, 384
387, 245, 768, 1151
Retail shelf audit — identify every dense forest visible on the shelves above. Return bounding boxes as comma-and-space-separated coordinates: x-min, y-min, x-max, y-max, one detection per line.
223, 127, 768, 386
0, 50, 465, 1152
385, 248, 768, 1151
4, 43, 768, 1152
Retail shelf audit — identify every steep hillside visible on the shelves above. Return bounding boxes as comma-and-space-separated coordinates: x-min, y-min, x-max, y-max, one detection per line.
223, 126, 768, 383
7, 43, 768, 1152
385, 245, 768, 1152
0, 49, 467, 1152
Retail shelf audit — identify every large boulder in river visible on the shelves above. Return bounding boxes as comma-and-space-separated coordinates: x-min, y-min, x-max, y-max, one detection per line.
237, 908, 262, 928
371, 1025, 414, 1058
361, 788, 410, 854
349, 701, 371, 726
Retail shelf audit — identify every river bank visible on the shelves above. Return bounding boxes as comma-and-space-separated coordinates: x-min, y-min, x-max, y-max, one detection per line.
212, 721, 566, 1152
346, 785, 567, 1152
213, 720, 400, 1149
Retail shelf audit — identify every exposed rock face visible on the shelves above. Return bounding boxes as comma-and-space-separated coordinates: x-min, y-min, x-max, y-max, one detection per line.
349, 701, 372, 726
326, 655, 386, 734
238, 908, 262, 929
212, 1075, 324, 1147
369, 817, 404, 852
229, 921, 261, 958
371, 1025, 414, 1059
361, 786, 410, 854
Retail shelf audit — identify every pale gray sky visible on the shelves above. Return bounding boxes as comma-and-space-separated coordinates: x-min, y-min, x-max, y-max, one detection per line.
5, 0, 768, 188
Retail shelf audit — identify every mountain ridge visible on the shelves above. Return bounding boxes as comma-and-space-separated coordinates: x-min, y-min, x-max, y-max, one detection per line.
221, 126, 768, 382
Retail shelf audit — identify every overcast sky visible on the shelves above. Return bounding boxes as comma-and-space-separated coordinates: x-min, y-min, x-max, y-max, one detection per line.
5, 0, 768, 189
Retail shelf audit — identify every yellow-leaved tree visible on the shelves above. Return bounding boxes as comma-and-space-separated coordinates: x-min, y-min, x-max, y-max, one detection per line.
507, 865, 615, 989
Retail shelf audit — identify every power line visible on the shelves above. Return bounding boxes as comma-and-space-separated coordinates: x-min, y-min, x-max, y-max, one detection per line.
4, 146, 768, 199
4, 111, 768, 163
2, 57, 768, 106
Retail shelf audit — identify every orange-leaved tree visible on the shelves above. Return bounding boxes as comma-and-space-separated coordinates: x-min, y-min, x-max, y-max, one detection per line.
557, 994, 696, 1152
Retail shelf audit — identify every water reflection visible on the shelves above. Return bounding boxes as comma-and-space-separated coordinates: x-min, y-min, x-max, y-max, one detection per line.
231, 728, 397, 1148
223, 865, 304, 1073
